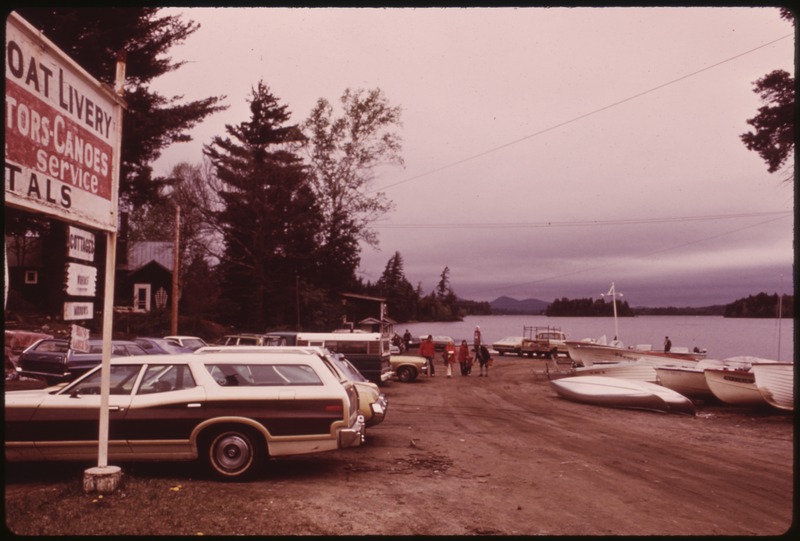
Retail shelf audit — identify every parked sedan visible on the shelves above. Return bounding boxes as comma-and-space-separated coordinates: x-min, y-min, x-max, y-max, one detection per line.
492, 336, 524, 356
390, 354, 427, 382
5, 350, 365, 480
324, 351, 388, 427
135, 337, 194, 355
15, 338, 148, 385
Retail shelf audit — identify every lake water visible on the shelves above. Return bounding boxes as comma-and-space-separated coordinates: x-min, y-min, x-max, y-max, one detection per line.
399, 314, 794, 362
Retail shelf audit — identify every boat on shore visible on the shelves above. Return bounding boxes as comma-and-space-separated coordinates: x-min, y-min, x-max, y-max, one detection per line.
550, 375, 696, 415
564, 282, 707, 369
752, 362, 794, 411
565, 338, 706, 368
572, 358, 658, 382
654, 357, 754, 400
704, 367, 768, 407
654, 366, 712, 399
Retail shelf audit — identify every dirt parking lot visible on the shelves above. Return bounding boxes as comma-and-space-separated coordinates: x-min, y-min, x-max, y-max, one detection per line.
4, 357, 794, 536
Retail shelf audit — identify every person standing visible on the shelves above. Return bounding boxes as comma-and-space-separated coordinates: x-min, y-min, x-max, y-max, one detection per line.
457, 339, 472, 376
443, 340, 456, 378
664, 336, 672, 353
419, 335, 436, 377
477, 344, 491, 377
403, 329, 412, 352
473, 325, 482, 351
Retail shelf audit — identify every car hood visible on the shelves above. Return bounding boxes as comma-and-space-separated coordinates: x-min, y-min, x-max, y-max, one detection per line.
4, 388, 56, 406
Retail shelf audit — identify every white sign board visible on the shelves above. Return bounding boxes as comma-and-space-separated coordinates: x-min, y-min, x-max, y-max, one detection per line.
4, 13, 123, 232
64, 301, 93, 320
70, 323, 90, 352
65, 261, 98, 297
68, 225, 96, 262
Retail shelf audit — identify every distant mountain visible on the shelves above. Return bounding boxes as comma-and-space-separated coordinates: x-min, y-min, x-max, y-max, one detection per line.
490, 296, 549, 315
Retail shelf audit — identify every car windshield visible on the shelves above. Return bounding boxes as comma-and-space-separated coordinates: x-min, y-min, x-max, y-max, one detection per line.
328, 354, 368, 382
65, 365, 143, 396
180, 338, 207, 350
152, 340, 188, 354
32, 340, 69, 353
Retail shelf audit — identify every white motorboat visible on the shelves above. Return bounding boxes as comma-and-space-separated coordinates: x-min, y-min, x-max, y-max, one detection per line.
565, 339, 706, 368
752, 362, 794, 411
550, 375, 696, 415
704, 368, 768, 407
655, 366, 713, 400
654, 357, 753, 400
565, 283, 707, 369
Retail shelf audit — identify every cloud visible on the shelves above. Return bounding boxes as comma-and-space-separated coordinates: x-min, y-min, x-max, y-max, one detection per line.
151, 7, 795, 307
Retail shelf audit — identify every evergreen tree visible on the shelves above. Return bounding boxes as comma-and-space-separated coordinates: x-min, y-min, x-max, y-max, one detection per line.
204, 82, 321, 330
375, 252, 416, 322
436, 267, 451, 300
740, 9, 795, 182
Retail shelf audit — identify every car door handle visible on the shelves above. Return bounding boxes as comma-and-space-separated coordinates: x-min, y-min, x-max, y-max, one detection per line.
187, 403, 202, 408
108, 406, 124, 412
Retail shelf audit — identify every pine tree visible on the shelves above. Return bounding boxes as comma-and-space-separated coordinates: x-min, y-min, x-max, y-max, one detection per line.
204, 82, 320, 330
375, 252, 416, 322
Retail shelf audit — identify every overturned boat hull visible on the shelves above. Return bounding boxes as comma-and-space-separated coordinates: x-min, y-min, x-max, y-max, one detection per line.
752, 362, 794, 411
550, 375, 696, 415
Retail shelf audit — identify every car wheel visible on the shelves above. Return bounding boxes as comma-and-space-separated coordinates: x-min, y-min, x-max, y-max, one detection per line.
204, 428, 264, 481
396, 366, 415, 382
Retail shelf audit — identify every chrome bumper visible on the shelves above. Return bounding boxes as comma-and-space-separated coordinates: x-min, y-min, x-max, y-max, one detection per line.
339, 414, 366, 448
368, 394, 389, 426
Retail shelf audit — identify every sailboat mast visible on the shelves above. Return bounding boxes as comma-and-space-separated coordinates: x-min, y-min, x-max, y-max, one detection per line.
777, 274, 783, 361
603, 282, 620, 340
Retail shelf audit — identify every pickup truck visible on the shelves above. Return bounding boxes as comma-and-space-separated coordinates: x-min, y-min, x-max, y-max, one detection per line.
520, 326, 569, 359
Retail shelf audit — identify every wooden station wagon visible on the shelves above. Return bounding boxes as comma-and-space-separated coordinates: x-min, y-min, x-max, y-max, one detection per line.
5, 350, 365, 480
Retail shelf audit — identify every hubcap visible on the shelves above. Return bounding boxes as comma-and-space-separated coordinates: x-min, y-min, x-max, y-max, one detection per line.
213, 434, 251, 472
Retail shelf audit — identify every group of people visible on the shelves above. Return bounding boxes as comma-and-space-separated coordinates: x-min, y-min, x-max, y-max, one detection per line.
416, 326, 492, 378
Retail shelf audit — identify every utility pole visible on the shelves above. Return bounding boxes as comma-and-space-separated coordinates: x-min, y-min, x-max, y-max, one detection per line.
295, 273, 301, 331
171, 205, 180, 335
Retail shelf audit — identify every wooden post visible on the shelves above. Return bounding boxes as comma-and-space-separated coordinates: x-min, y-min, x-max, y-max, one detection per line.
171, 205, 180, 335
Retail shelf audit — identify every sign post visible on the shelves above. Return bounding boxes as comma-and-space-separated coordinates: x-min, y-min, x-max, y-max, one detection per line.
5, 12, 126, 493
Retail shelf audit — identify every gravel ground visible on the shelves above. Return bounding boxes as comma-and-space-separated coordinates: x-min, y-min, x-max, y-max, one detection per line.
4, 357, 795, 536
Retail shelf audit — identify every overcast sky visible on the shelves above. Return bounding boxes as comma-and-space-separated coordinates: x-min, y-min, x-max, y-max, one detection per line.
151, 6, 795, 307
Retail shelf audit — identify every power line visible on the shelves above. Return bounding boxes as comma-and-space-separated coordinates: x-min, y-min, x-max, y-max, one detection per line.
373, 210, 792, 229
370, 33, 794, 195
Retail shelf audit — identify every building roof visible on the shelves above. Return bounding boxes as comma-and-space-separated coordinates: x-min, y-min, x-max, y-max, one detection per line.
127, 242, 173, 271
